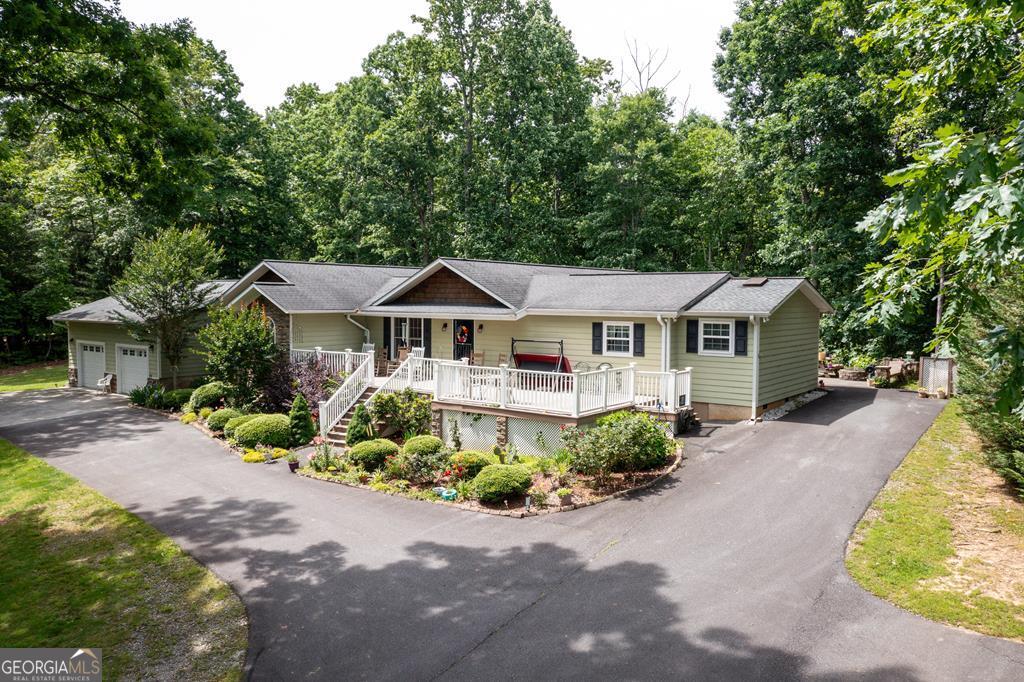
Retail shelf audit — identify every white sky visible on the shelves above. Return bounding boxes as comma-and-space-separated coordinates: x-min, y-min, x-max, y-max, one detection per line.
119, 0, 735, 118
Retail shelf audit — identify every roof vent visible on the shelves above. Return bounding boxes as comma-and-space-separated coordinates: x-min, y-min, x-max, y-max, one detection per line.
742, 277, 768, 287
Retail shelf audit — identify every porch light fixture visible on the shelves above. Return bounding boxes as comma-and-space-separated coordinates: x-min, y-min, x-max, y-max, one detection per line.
477, 323, 484, 333
442, 322, 448, 332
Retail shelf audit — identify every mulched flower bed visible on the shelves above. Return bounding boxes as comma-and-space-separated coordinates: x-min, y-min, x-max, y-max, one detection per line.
297, 448, 683, 518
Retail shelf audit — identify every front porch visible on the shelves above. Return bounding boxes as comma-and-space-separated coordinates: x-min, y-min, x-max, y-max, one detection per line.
292, 348, 693, 443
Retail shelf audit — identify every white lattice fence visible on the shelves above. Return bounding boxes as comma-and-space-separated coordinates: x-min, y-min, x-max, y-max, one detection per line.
508, 418, 567, 456
920, 357, 955, 395
442, 410, 498, 451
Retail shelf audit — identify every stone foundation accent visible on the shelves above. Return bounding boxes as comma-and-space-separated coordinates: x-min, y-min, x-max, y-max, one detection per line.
253, 296, 290, 349
495, 415, 508, 447
67, 366, 78, 388
430, 408, 443, 438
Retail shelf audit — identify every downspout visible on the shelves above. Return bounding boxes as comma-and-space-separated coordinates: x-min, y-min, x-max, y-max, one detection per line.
347, 314, 371, 344
656, 315, 669, 372
750, 316, 761, 422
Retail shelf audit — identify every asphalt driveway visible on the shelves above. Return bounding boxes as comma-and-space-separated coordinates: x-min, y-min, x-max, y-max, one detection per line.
2, 385, 1023, 680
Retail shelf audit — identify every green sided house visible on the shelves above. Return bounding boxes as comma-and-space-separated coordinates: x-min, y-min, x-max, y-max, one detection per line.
48, 280, 236, 394
50, 257, 831, 446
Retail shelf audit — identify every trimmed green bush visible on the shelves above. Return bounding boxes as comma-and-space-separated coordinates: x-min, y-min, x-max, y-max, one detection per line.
206, 408, 243, 431
188, 381, 228, 412
199, 407, 213, 420
472, 464, 532, 503
234, 413, 291, 449
449, 451, 497, 478
161, 388, 194, 411
180, 412, 197, 424
289, 393, 316, 446
403, 435, 443, 457
224, 414, 259, 438
345, 404, 374, 446
241, 450, 266, 463
348, 438, 400, 471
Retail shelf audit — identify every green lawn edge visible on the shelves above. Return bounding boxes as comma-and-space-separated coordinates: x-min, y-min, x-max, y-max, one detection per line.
846, 401, 1024, 640
0, 438, 247, 679
0, 363, 67, 392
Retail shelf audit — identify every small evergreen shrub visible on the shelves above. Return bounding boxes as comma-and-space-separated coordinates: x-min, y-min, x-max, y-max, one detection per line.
234, 413, 291, 449
224, 414, 259, 438
207, 408, 243, 431
199, 407, 213, 420
271, 448, 289, 460
289, 393, 316, 446
449, 451, 497, 478
348, 438, 400, 471
161, 388, 194, 411
188, 381, 228, 412
345, 403, 374, 446
369, 388, 431, 435
561, 412, 672, 476
241, 450, 266, 463
180, 412, 197, 424
472, 464, 532, 503
403, 435, 443, 457
129, 384, 165, 408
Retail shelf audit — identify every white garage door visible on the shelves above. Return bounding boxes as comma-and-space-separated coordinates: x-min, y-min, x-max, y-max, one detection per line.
78, 342, 106, 390
117, 345, 149, 394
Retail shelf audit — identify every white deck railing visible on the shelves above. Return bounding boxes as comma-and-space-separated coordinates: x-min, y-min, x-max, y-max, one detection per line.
291, 347, 369, 377
432, 362, 692, 417
316, 351, 374, 439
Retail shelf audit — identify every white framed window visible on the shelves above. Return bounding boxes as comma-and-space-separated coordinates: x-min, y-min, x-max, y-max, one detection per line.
602, 321, 633, 357
392, 317, 425, 359
699, 319, 734, 357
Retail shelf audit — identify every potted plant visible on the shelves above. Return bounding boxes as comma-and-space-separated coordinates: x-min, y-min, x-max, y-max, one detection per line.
286, 451, 300, 473
556, 487, 574, 507
918, 387, 930, 399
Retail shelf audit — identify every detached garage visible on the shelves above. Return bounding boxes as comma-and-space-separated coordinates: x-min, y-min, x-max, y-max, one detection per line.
49, 280, 235, 393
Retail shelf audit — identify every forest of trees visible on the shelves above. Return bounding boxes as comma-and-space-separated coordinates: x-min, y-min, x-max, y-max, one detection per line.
1, 0, 1020, 405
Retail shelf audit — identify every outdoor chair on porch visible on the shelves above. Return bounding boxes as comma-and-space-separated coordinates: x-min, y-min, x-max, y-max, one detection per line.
471, 350, 485, 366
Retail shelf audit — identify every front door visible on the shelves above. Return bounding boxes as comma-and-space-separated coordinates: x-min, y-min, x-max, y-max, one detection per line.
453, 320, 474, 361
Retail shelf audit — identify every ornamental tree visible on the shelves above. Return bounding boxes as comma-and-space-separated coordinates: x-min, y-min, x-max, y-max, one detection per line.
197, 303, 278, 407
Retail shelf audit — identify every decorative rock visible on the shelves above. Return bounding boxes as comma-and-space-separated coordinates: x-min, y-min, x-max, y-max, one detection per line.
838, 368, 867, 381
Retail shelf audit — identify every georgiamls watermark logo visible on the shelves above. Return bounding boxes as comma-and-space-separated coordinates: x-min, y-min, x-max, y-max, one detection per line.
0, 648, 102, 681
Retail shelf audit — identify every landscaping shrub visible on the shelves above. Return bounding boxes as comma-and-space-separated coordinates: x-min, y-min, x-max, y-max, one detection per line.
161, 388, 194, 411
289, 393, 316, 446
207, 408, 243, 431
271, 448, 289, 460
180, 412, 197, 424
188, 381, 228, 412
224, 414, 259, 438
448, 451, 496, 478
128, 384, 165, 409
348, 438, 400, 471
561, 412, 673, 476
199, 407, 213, 420
472, 464, 532, 503
369, 389, 431, 436
403, 435, 443, 457
234, 414, 291, 449
197, 305, 278, 407
241, 450, 266, 463
346, 403, 374, 446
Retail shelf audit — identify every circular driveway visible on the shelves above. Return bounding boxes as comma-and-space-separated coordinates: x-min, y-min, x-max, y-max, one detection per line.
2, 386, 1022, 680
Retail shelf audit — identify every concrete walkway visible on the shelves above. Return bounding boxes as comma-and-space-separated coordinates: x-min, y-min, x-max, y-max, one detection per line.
2, 386, 1022, 680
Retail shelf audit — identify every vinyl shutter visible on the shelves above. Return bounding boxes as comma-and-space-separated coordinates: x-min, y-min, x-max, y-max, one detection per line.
633, 323, 645, 357
734, 320, 748, 356
592, 322, 603, 354
686, 320, 698, 354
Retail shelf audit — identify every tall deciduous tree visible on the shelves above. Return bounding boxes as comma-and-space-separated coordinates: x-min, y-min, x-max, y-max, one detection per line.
113, 228, 221, 387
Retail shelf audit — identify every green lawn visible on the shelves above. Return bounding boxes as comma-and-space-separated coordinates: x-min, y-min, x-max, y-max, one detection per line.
0, 439, 247, 679
0, 363, 67, 392
847, 402, 1024, 640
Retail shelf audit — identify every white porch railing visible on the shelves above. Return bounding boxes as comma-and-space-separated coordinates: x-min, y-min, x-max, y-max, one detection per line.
291, 347, 369, 377
432, 362, 691, 418
636, 368, 692, 411
366, 356, 443, 406
317, 352, 374, 439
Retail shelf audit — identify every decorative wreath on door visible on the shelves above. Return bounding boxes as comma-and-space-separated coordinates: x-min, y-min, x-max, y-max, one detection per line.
456, 325, 470, 344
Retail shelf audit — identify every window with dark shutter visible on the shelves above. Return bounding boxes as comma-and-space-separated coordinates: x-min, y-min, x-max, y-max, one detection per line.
734, 320, 748, 356
633, 323, 645, 356
382, 318, 391, 357
423, 319, 432, 357
592, 322, 603, 354
686, 320, 698, 354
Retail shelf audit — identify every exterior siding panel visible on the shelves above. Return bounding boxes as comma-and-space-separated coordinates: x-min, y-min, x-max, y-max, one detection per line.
671, 318, 753, 406
757, 293, 820, 405
291, 313, 365, 351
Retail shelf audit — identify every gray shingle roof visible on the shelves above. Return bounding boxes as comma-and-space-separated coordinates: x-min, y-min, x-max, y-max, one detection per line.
523, 272, 730, 313
360, 303, 514, 318
438, 258, 626, 308
686, 277, 816, 315
251, 261, 421, 312
49, 280, 236, 323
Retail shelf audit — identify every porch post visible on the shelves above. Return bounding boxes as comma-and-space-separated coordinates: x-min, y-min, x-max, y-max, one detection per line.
629, 362, 637, 406
344, 348, 353, 373
499, 363, 509, 408
668, 370, 680, 410
318, 401, 327, 439
571, 373, 581, 418
684, 366, 693, 407
601, 366, 610, 410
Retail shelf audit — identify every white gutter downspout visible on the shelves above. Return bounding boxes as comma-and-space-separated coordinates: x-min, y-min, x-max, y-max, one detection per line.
347, 314, 372, 344
656, 316, 669, 372
750, 315, 761, 422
